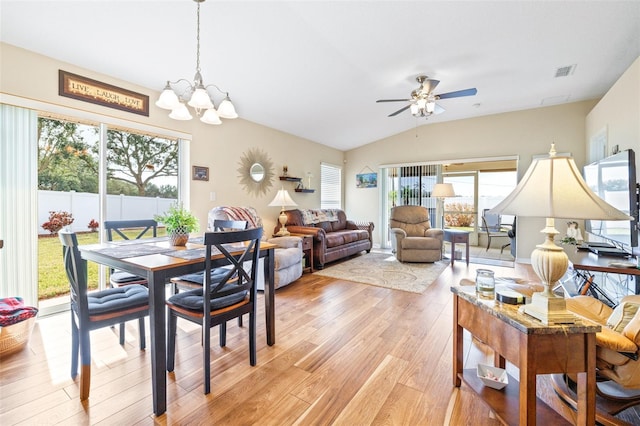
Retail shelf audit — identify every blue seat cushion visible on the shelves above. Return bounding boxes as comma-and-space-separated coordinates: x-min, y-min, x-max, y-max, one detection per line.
174, 267, 234, 284
167, 284, 248, 312
111, 270, 147, 284
87, 285, 148, 315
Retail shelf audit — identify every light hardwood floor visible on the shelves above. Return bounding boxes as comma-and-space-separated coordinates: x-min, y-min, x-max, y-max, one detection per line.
0, 260, 634, 425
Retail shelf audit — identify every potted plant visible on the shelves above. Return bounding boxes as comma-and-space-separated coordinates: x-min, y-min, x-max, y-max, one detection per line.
154, 203, 199, 246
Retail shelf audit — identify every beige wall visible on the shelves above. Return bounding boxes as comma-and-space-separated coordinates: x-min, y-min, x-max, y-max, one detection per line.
344, 100, 599, 259
586, 56, 640, 169
0, 42, 343, 235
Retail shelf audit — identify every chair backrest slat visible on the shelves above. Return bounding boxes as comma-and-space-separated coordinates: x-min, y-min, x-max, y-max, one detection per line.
59, 231, 90, 319
202, 227, 263, 312
104, 219, 158, 241
212, 220, 248, 232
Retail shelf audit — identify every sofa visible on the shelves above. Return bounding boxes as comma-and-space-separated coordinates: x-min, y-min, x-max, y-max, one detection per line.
275, 209, 374, 269
208, 206, 303, 289
389, 205, 443, 263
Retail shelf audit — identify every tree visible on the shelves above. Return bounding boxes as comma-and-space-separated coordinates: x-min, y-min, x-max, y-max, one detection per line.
105, 130, 178, 196
37, 118, 99, 192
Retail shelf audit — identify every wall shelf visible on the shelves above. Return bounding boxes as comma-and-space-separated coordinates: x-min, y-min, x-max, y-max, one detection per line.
279, 176, 302, 182
295, 188, 315, 193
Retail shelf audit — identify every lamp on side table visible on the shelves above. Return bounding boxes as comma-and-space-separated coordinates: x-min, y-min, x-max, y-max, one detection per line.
269, 188, 297, 236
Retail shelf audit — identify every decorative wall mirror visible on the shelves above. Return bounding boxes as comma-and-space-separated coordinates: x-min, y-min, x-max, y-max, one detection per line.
237, 148, 274, 196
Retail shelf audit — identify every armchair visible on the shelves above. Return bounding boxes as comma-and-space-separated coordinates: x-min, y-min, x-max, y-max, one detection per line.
389, 205, 443, 263
558, 295, 640, 415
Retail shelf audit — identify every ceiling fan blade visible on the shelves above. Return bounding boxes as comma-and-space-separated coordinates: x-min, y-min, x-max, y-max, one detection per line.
376, 99, 411, 103
421, 79, 440, 93
389, 105, 411, 117
434, 103, 446, 115
436, 88, 478, 99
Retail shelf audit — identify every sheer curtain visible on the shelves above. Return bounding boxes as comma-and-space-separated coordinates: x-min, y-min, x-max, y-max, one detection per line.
0, 104, 38, 306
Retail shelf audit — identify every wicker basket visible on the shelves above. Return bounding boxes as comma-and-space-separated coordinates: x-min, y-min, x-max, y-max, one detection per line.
0, 317, 36, 356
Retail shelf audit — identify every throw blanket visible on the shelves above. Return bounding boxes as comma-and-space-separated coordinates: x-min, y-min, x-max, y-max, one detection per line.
300, 209, 339, 225
0, 297, 38, 327
216, 206, 262, 229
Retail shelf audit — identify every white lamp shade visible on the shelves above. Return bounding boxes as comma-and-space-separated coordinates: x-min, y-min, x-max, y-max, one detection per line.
155, 88, 180, 110
432, 183, 456, 198
490, 153, 632, 220
169, 103, 193, 120
268, 189, 297, 208
217, 97, 238, 119
188, 88, 214, 110
200, 108, 222, 125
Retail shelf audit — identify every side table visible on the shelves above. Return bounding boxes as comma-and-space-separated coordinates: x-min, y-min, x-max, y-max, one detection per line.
443, 229, 469, 266
290, 233, 313, 273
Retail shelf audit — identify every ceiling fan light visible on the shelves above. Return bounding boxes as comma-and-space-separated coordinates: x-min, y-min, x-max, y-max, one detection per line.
417, 98, 427, 109
188, 88, 214, 110
155, 86, 180, 110
410, 104, 420, 115
426, 100, 436, 113
169, 103, 193, 120
200, 108, 222, 125
217, 97, 238, 119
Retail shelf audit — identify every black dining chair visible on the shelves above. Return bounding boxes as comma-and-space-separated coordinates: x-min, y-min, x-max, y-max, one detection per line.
166, 227, 262, 394
59, 230, 149, 401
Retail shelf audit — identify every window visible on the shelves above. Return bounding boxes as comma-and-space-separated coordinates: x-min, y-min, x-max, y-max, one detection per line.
321, 162, 342, 209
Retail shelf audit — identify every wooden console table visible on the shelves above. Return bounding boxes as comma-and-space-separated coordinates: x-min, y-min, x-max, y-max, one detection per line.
452, 285, 600, 425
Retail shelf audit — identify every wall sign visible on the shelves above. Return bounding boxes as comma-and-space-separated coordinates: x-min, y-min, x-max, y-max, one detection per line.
58, 70, 149, 116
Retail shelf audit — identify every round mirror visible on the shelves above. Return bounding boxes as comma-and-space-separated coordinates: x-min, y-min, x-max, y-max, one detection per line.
250, 163, 265, 182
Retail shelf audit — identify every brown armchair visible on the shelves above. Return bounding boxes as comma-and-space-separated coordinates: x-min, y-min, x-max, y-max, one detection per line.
561, 294, 640, 415
389, 206, 443, 263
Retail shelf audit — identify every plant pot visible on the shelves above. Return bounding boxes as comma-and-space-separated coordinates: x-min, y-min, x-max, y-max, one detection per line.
169, 227, 190, 246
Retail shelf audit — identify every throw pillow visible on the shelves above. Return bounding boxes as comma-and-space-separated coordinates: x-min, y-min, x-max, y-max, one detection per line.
606, 301, 640, 332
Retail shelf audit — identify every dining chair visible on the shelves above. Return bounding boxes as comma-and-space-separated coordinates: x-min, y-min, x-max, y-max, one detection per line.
166, 227, 263, 394
59, 230, 149, 401
103, 219, 158, 287
480, 209, 510, 251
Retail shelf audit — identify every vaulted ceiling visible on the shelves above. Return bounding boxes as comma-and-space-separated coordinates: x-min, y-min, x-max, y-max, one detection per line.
1, 1, 639, 151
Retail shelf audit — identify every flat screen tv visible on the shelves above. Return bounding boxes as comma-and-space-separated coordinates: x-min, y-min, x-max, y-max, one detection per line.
583, 149, 639, 248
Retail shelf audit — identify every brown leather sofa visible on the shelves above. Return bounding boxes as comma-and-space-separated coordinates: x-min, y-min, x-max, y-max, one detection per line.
275, 209, 374, 269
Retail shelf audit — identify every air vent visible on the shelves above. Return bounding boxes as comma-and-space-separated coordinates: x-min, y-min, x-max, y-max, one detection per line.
555, 64, 576, 78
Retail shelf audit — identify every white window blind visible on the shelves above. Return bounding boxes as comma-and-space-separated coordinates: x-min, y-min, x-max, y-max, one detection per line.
321, 162, 342, 209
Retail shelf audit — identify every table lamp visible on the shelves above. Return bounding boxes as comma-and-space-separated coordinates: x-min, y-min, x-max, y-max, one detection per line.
489, 144, 632, 324
269, 188, 297, 236
432, 183, 456, 228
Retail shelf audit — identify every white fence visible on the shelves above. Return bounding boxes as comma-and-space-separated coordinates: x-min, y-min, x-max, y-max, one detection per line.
38, 190, 176, 234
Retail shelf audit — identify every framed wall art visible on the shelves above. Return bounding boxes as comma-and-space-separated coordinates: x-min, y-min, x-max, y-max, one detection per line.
192, 166, 209, 181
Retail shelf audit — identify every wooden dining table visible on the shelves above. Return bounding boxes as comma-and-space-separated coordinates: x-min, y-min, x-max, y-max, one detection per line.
78, 236, 277, 416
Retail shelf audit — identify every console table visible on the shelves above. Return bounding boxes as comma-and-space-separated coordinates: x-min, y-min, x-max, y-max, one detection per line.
452, 285, 600, 425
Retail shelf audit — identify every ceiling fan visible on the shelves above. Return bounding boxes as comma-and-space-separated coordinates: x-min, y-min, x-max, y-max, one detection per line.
376, 75, 477, 118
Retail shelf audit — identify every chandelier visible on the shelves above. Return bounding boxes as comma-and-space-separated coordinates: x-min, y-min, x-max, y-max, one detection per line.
155, 0, 237, 125
409, 90, 436, 118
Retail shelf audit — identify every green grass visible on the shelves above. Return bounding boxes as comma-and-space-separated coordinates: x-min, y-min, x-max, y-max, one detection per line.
38, 229, 166, 300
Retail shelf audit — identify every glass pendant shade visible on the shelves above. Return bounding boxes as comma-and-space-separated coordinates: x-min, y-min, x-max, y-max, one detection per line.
426, 100, 436, 113
217, 97, 238, 119
200, 108, 222, 125
155, 88, 180, 110
169, 103, 193, 120
410, 104, 420, 115
188, 88, 214, 110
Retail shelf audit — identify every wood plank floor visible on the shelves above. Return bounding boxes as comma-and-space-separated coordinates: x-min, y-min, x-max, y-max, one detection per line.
1, 260, 637, 425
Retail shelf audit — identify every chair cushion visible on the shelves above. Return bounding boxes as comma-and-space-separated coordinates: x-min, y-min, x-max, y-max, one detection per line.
87, 285, 148, 315
275, 247, 303, 271
607, 301, 640, 333
402, 236, 442, 250
167, 284, 248, 312
174, 267, 232, 284
111, 270, 147, 284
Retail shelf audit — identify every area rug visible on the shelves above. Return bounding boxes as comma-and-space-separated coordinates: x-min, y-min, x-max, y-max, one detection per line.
312, 252, 449, 293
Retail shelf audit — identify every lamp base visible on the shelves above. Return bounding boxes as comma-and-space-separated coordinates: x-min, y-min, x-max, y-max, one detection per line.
519, 292, 576, 325
274, 228, 290, 237
275, 211, 290, 236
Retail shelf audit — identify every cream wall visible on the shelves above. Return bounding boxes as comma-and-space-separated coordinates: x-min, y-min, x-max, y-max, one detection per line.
586, 56, 640, 169
344, 100, 599, 260
0, 43, 343, 235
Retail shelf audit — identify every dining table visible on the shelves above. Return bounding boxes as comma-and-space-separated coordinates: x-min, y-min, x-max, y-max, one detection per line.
78, 235, 277, 416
